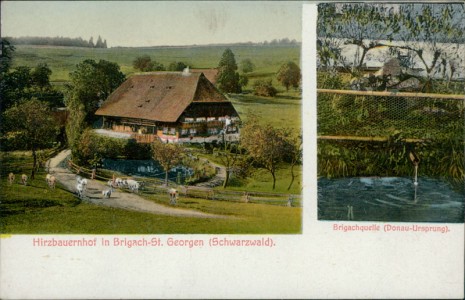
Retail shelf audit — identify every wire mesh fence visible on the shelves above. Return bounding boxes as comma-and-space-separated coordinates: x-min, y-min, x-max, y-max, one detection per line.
317, 89, 465, 183
318, 89, 464, 140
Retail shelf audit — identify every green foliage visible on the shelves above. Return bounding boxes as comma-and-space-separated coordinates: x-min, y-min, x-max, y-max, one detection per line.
66, 59, 125, 121
30, 63, 52, 90
240, 115, 289, 189
240, 58, 255, 73
276, 61, 301, 91
168, 61, 188, 71
151, 139, 185, 185
252, 79, 278, 97
74, 129, 151, 167
133, 55, 166, 72
65, 59, 125, 153
0, 38, 15, 75
133, 55, 152, 71
2, 99, 59, 177
216, 48, 242, 93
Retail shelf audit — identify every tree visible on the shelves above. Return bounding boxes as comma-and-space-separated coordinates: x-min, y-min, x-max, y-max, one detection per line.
88, 37, 94, 48
0, 38, 14, 75
391, 4, 465, 91
151, 139, 184, 186
95, 36, 104, 48
66, 59, 125, 122
239, 74, 249, 88
240, 116, 288, 190
252, 79, 277, 97
65, 59, 125, 152
283, 132, 302, 190
31, 63, 52, 91
213, 142, 245, 188
168, 61, 188, 71
215, 48, 242, 93
240, 58, 255, 73
133, 56, 165, 72
318, 3, 402, 75
2, 99, 59, 179
133, 55, 153, 72
276, 61, 301, 91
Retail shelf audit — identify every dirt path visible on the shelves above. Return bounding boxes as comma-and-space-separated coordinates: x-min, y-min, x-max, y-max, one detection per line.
48, 150, 225, 218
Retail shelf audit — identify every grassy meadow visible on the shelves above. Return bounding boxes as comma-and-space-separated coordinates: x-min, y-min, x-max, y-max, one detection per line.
11, 44, 300, 82
1, 44, 302, 234
0, 152, 301, 234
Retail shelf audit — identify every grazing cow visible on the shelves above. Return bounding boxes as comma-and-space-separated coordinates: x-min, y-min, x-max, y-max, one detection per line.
126, 179, 140, 193
76, 176, 88, 193
76, 183, 85, 198
115, 177, 124, 187
169, 188, 178, 205
8, 173, 15, 185
46, 174, 52, 184
102, 189, 112, 199
21, 174, 28, 185
48, 176, 57, 189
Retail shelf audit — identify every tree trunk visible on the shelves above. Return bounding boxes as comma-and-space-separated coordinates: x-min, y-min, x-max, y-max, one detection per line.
271, 171, 276, 190
287, 163, 296, 191
223, 168, 230, 189
165, 171, 169, 186
31, 148, 37, 179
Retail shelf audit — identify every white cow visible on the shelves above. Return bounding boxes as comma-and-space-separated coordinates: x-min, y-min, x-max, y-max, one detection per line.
115, 177, 124, 187
76, 183, 85, 198
48, 175, 57, 189
169, 188, 178, 205
8, 173, 15, 185
21, 174, 28, 185
126, 179, 140, 193
102, 189, 112, 198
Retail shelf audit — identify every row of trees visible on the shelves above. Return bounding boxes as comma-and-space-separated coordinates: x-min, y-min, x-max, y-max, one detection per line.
216, 48, 301, 96
7, 36, 108, 48
317, 3, 465, 92
1, 40, 64, 110
150, 115, 302, 190
1, 38, 125, 177
133, 55, 189, 72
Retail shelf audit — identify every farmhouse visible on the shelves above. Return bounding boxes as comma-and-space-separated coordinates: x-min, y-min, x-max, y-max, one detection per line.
95, 71, 240, 143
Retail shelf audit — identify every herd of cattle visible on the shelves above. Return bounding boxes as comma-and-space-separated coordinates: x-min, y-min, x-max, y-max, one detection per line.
7, 172, 178, 204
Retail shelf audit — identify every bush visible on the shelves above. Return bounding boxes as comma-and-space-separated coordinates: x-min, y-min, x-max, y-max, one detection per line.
75, 129, 150, 167
253, 79, 278, 97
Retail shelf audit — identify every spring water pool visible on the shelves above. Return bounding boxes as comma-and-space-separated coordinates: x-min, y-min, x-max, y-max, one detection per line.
318, 177, 464, 223
102, 159, 193, 183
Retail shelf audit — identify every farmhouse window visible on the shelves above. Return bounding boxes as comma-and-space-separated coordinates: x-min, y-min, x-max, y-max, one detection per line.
207, 117, 216, 122
218, 117, 226, 121
163, 127, 168, 134
184, 117, 194, 123
189, 128, 197, 135
169, 128, 176, 135
196, 117, 206, 122
181, 129, 188, 136
208, 128, 218, 135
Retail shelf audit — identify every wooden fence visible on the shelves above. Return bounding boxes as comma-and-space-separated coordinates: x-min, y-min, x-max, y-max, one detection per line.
67, 160, 302, 207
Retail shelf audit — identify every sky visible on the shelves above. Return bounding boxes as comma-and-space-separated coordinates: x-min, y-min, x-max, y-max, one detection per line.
1, 1, 302, 47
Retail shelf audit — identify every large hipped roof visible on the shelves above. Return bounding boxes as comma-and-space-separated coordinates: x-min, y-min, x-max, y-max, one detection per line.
95, 72, 228, 122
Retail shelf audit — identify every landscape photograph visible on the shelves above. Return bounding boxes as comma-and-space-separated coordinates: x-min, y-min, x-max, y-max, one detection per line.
0, 1, 303, 234
316, 3, 465, 223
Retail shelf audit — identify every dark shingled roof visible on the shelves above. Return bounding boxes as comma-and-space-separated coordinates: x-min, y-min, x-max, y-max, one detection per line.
95, 72, 228, 122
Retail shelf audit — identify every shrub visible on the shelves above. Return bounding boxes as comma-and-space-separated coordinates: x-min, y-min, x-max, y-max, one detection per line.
253, 79, 278, 97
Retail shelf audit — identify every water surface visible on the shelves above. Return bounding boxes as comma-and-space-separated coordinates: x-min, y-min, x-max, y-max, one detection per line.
318, 177, 464, 223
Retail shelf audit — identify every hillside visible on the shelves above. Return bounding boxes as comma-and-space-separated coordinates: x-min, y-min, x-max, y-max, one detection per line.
10, 44, 301, 82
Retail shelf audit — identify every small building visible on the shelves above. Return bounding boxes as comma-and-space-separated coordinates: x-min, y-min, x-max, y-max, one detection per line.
95, 71, 240, 143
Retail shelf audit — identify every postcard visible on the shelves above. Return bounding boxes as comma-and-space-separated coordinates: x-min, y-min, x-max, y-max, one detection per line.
0, 2, 463, 299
